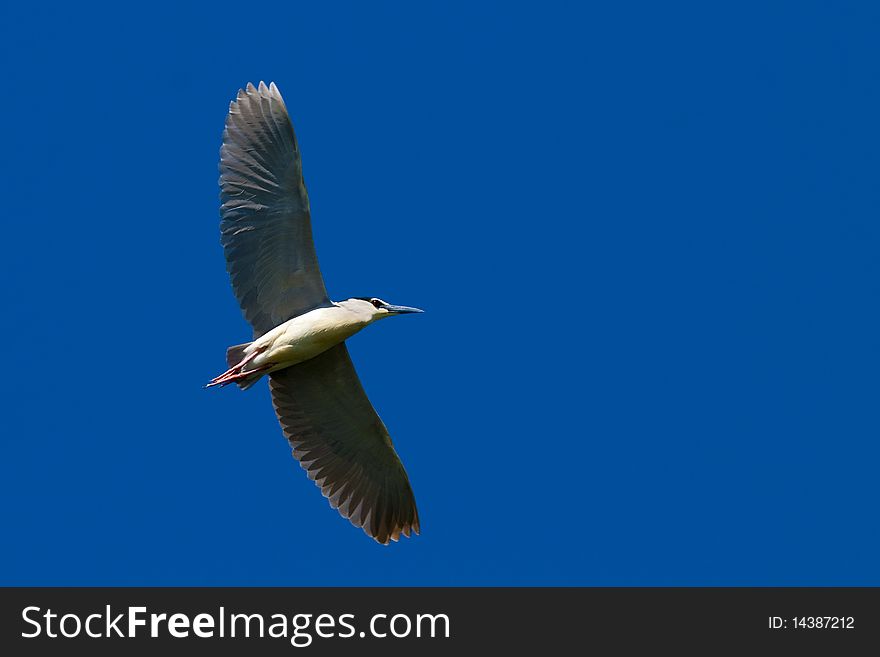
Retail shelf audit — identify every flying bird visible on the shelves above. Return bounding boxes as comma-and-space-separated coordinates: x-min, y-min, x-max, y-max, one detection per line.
208, 82, 423, 544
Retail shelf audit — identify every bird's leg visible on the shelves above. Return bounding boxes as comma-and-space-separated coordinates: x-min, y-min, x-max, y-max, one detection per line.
205, 364, 271, 388
206, 348, 263, 387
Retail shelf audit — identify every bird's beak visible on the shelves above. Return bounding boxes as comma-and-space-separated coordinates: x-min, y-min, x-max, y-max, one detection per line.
383, 304, 424, 314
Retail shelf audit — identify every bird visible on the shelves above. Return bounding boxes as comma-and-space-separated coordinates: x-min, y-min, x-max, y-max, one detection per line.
207, 81, 423, 545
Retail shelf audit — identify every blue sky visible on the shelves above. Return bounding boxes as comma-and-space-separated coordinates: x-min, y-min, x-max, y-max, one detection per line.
1, 1, 878, 585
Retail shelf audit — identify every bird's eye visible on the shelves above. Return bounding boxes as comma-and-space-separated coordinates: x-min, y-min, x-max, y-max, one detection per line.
371, 299, 383, 308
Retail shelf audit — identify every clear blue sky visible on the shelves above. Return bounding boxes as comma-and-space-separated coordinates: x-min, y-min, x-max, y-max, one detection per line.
1, 1, 878, 585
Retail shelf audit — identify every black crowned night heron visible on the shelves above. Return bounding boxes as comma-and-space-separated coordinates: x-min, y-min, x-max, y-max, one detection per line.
207, 82, 423, 545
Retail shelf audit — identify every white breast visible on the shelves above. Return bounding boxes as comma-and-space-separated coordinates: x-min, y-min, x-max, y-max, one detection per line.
251, 305, 369, 370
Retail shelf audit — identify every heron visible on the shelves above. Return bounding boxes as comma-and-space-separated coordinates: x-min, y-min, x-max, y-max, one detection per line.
207, 82, 423, 545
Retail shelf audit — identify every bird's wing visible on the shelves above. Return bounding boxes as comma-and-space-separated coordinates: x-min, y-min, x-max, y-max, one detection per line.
220, 81, 329, 337
269, 344, 420, 544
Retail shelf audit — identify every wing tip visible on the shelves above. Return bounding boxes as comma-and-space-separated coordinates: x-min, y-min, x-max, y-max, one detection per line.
233, 80, 281, 100
366, 520, 420, 546
224, 81, 291, 145
321, 469, 421, 546
283, 443, 421, 545
364, 499, 421, 546
228, 81, 273, 111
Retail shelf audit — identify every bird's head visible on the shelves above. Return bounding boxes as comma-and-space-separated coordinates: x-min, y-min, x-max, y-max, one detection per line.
346, 297, 424, 321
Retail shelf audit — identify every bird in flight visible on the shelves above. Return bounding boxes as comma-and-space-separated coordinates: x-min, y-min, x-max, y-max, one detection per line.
207, 82, 423, 544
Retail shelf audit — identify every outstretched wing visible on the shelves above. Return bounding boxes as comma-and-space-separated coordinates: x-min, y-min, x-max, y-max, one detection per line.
220, 81, 329, 337
269, 344, 420, 544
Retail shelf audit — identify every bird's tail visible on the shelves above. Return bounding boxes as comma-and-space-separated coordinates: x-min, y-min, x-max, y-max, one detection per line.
226, 342, 251, 369
206, 342, 267, 390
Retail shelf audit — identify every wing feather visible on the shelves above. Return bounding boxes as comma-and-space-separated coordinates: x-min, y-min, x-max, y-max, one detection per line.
220, 81, 329, 336
269, 345, 420, 544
